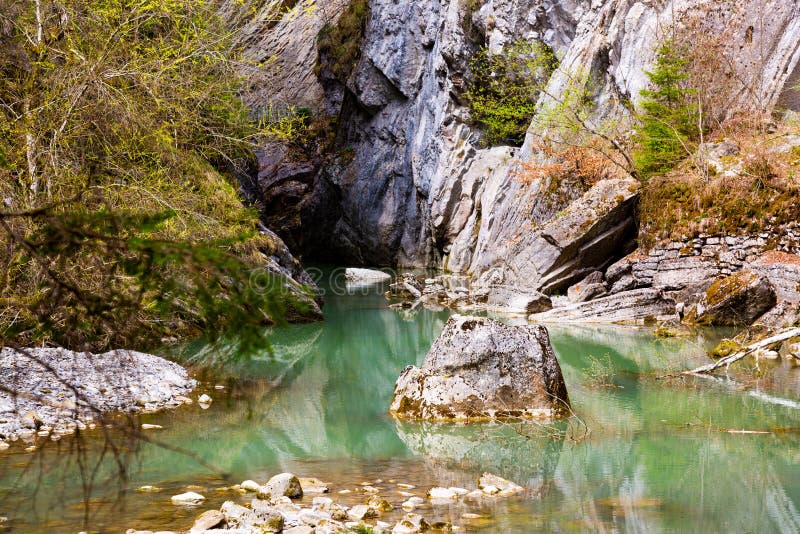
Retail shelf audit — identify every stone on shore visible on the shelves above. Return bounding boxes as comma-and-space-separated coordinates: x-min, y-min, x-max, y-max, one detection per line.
689, 271, 776, 326
0, 348, 196, 443
567, 271, 608, 303
190, 509, 225, 532
257, 473, 303, 500
390, 315, 569, 420
530, 288, 676, 324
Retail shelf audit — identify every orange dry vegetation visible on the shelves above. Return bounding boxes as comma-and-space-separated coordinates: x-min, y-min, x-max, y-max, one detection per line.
754, 250, 800, 266
514, 138, 630, 190
639, 119, 800, 249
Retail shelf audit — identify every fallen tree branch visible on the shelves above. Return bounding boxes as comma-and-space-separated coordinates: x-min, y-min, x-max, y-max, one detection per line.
684, 327, 800, 375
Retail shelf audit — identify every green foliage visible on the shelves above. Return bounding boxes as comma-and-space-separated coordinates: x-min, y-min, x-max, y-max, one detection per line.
0, 0, 313, 351
316, 0, 369, 82
634, 41, 701, 178
467, 41, 558, 146
585, 353, 616, 388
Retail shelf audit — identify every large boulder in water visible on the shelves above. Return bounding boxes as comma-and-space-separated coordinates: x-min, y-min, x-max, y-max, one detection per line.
390, 316, 569, 420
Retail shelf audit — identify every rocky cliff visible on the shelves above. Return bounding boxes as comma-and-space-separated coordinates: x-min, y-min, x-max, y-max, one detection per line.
238, 0, 800, 294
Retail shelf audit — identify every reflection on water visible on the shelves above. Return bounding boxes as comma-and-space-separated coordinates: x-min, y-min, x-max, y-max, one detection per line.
1, 271, 800, 532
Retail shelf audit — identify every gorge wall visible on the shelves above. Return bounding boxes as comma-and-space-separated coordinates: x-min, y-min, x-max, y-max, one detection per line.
234, 0, 800, 294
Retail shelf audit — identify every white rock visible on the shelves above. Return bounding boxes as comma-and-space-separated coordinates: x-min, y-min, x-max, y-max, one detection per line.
198, 394, 213, 404
347, 504, 374, 521
0, 441, 9, 450
258, 472, 303, 499
141, 424, 163, 430
345, 268, 391, 282
428, 487, 458, 500
170, 491, 205, 505
312, 496, 334, 508
480, 485, 500, 495
240, 479, 261, 492
478, 472, 523, 495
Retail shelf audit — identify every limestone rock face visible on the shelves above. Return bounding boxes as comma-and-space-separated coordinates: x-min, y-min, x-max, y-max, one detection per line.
390, 315, 569, 420
567, 271, 608, 304
486, 286, 553, 314
691, 271, 777, 326
242, 0, 800, 290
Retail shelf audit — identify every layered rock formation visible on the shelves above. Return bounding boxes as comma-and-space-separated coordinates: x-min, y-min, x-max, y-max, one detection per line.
238, 0, 800, 291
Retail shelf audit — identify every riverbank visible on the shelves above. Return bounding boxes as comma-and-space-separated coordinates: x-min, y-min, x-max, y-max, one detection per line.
0, 348, 196, 446
129, 471, 525, 533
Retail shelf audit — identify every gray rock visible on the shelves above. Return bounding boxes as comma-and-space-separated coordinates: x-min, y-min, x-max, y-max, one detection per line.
567, 271, 607, 303
486, 286, 552, 314
345, 268, 392, 283
530, 288, 676, 324
390, 315, 570, 420
690, 271, 777, 326
258, 473, 303, 500
392, 513, 429, 534
191, 510, 224, 532
750, 252, 800, 302
0, 348, 196, 442
610, 274, 637, 294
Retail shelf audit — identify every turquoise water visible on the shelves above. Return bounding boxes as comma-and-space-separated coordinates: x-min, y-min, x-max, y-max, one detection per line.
1, 271, 800, 532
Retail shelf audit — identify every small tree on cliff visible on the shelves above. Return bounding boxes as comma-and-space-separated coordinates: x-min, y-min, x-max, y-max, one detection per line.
634, 40, 701, 178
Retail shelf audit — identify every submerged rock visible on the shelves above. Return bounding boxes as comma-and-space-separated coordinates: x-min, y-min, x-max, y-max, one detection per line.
689, 271, 776, 326
171, 491, 205, 505
390, 315, 569, 420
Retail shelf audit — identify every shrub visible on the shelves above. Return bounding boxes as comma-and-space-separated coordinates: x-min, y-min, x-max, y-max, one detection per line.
467, 41, 558, 146
316, 0, 370, 83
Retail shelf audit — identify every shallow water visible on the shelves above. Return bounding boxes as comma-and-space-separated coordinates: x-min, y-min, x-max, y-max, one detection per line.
2, 271, 800, 533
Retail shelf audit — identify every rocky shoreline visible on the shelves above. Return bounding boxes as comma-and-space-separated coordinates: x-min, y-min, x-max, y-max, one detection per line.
0, 348, 196, 447
385, 224, 800, 331
128, 471, 526, 534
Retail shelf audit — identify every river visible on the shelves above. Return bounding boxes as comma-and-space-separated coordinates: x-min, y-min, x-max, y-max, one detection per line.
1, 270, 800, 532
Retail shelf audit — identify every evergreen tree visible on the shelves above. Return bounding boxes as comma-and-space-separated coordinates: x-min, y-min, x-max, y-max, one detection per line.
634, 40, 700, 178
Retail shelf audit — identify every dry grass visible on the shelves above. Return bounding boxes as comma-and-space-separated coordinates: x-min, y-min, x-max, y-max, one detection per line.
639, 119, 800, 249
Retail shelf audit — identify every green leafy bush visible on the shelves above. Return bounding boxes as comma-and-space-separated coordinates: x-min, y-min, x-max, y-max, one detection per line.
467, 41, 558, 146
0, 0, 314, 351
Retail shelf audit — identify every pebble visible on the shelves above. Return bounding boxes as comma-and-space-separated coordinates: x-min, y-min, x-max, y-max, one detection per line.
428, 487, 459, 500
396, 483, 415, 489
170, 491, 205, 505
0, 441, 9, 450
198, 394, 212, 405
347, 504, 375, 521
141, 424, 163, 430
240, 479, 261, 492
